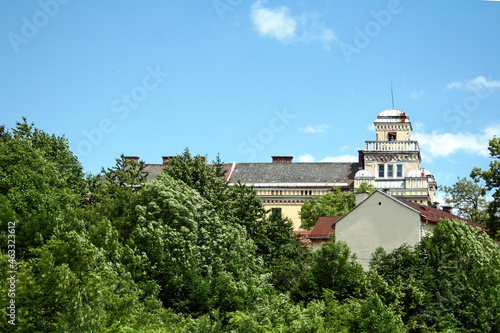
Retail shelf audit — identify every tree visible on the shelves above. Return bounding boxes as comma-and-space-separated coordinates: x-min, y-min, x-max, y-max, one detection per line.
0, 119, 86, 257
439, 176, 488, 224
299, 187, 355, 230
0, 125, 9, 142
472, 136, 500, 239
370, 219, 500, 331
120, 172, 272, 316
163, 148, 228, 211
296, 240, 365, 302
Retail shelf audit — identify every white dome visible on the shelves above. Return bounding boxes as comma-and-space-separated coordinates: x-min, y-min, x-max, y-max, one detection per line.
355, 170, 374, 178
376, 109, 410, 123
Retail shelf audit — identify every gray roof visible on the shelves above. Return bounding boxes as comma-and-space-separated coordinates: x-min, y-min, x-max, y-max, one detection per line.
144, 164, 164, 180
228, 162, 358, 185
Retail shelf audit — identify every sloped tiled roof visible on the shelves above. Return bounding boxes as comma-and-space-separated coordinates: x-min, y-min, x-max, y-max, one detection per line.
308, 216, 342, 239
227, 162, 358, 185
334, 190, 487, 231
397, 199, 487, 230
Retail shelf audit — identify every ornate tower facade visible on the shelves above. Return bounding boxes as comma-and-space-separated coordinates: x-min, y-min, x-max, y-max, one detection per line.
354, 109, 437, 206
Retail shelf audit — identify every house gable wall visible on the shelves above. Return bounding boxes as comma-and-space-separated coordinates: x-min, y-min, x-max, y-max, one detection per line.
335, 191, 421, 269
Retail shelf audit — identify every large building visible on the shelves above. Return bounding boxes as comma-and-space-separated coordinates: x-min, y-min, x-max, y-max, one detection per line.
137, 108, 437, 231
354, 109, 437, 206
225, 157, 357, 230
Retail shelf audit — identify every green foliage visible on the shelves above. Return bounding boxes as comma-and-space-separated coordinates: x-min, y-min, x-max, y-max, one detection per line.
295, 240, 365, 303
355, 182, 376, 194
122, 172, 272, 315
439, 176, 488, 224
472, 136, 500, 239
162, 148, 228, 211
299, 187, 355, 230
323, 289, 406, 332
227, 293, 326, 333
370, 219, 500, 331
2, 120, 500, 332
0, 119, 86, 257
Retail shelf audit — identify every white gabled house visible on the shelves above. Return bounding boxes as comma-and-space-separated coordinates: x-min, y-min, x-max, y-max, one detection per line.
331, 190, 486, 269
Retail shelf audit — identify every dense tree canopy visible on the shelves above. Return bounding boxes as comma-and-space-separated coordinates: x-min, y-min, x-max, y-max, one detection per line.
1, 120, 499, 332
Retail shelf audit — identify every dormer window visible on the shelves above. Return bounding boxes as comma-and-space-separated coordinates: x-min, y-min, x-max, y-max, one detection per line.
388, 132, 397, 141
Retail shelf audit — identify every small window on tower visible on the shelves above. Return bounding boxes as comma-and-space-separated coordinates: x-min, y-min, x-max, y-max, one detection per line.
397, 165, 403, 177
378, 164, 385, 178
388, 132, 397, 141
387, 165, 393, 178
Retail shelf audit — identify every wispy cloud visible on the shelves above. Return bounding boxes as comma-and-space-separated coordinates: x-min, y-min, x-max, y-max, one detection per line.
410, 89, 424, 100
251, 1, 336, 49
298, 154, 358, 162
414, 123, 500, 162
299, 124, 330, 134
251, 1, 296, 42
444, 76, 500, 92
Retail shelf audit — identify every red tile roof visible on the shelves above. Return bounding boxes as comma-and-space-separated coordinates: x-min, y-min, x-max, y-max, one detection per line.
397, 199, 487, 231
308, 216, 342, 239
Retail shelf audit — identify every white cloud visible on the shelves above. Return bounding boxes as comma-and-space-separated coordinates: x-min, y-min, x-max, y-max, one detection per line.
298, 154, 315, 162
251, 1, 336, 48
413, 123, 500, 162
251, 1, 296, 42
410, 89, 424, 100
299, 154, 358, 162
299, 124, 330, 134
444, 76, 500, 92
366, 123, 375, 131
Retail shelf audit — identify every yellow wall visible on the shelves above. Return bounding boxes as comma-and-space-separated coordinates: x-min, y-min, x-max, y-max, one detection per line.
264, 203, 304, 230
375, 123, 411, 141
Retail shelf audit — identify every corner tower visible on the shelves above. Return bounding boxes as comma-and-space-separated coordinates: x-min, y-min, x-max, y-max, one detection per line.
354, 109, 437, 206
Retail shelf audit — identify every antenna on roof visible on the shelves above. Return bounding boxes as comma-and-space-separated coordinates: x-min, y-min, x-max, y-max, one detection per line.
391, 81, 395, 109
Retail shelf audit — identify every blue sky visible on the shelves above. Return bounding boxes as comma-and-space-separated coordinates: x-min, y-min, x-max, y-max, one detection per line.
2, 0, 500, 199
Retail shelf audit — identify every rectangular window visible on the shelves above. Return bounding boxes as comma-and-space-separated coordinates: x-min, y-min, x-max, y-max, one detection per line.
387, 165, 393, 178
271, 208, 282, 218
378, 164, 385, 178
397, 165, 403, 177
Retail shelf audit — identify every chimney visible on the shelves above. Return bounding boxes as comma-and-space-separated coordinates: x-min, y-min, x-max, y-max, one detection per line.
162, 156, 175, 166
272, 156, 293, 164
441, 205, 453, 214
124, 156, 140, 163
355, 191, 370, 206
